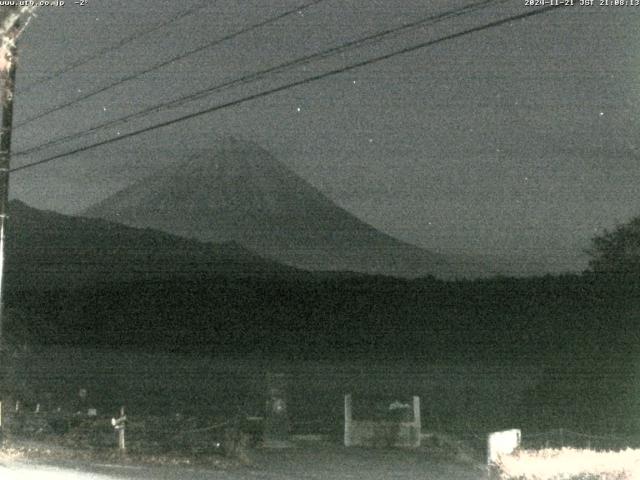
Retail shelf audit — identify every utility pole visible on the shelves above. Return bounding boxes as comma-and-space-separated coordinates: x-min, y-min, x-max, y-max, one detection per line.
0, 6, 36, 358
0, 18, 18, 355
0, 8, 35, 437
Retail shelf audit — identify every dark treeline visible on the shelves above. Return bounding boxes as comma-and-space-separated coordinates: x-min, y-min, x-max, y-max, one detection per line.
6, 271, 640, 368
5, 271, 640, 434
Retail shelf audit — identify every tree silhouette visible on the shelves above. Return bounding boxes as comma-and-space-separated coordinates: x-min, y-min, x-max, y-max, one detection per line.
588, 216, 640, 275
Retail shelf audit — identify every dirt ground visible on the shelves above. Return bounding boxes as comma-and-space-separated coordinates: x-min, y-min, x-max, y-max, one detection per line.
238, 442, 486, 480
4, 439, 487, 480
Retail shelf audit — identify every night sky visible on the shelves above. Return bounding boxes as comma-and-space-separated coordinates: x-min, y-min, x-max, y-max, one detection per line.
8, 0, 640, 274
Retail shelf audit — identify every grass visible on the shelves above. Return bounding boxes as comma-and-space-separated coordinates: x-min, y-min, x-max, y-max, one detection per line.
0, 410, 249, 468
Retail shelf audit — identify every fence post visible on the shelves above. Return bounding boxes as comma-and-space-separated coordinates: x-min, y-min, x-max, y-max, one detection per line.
412, 396, 421, 447
111, 406, 127, 453
344, 394, 352, 447
264, 372, 290, 448
118, 407, 126, 452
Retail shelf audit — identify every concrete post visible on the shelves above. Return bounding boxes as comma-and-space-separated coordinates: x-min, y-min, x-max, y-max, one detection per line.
344, 394, 352, 447
412, 395, 421, 447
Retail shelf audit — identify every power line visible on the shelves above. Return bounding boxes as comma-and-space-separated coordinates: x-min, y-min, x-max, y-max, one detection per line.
20, 0, 210, 94
15, 0, 327, 128
15, 0, 508, 159
10, 3, 567, 175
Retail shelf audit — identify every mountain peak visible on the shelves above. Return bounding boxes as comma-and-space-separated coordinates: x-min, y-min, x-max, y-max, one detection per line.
83, 140, 481, 279
178, 137, 291, 180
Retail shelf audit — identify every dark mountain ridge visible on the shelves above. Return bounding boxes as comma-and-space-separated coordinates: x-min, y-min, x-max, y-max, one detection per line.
4, 199, 297, 290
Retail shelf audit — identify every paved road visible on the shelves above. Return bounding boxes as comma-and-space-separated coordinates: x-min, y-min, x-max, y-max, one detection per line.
1, 445, 486, 479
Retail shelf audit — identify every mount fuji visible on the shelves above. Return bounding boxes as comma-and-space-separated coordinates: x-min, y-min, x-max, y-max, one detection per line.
83, 138, 486, 279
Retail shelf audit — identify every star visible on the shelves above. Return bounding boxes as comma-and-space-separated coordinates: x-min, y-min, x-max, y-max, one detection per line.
296, 107, 301, 112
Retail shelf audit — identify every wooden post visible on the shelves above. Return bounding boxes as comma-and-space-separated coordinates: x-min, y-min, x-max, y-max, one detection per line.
344, 394, 352, 447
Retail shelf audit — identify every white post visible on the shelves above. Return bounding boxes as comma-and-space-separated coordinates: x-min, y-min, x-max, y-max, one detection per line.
487, 429, 521, 466
344, 394, 352, 447
118, 406, 126, 452
112, 406, 127, 453
412, 396, 421, 447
